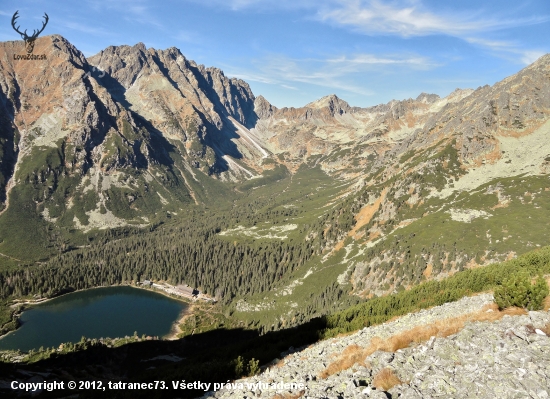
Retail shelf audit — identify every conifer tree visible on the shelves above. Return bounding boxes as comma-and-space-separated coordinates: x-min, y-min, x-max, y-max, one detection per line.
494, 272, 549, 310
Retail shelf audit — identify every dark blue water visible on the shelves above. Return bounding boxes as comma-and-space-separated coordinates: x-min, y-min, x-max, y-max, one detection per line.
0, 286, 187, 352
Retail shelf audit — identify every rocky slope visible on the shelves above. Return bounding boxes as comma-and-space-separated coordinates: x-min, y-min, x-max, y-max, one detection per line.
0, 35, 550, 397
253, 54, 549, 299
260, 55, 550, 300
229, 55, 550, 318
0, 34, 549, 297
0, 35, 268, 259
251, 91, 460, 164
87, 42, 264, 178
202, 294, 550, 399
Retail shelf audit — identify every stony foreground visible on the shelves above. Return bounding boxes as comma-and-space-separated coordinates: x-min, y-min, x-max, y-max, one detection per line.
201, 294, 550, 398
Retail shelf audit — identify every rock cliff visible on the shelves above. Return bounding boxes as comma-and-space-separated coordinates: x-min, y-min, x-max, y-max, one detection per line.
0, 35, 549, 292
0, 35, 269, 257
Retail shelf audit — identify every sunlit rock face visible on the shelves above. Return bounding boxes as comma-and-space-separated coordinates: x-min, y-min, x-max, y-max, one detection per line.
0, 36, 549, 285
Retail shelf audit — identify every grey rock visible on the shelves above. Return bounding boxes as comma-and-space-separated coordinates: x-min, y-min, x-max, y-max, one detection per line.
201, 294, 550, 399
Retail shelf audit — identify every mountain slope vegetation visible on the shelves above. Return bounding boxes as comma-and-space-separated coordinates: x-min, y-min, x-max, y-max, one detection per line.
0, 35, 548, 346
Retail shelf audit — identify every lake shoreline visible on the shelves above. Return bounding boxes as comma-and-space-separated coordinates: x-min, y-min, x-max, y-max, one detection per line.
164, 302, 196, 340
0, 283, 198, 347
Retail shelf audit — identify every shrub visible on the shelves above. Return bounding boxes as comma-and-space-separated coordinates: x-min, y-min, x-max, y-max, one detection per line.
233, 355, 245, 378
247, 358, 260, 376
233, 356, 260, 377
494, 273, 549, 311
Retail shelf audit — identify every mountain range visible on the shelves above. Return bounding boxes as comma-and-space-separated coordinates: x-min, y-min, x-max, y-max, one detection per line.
1, 33, 550, 398
0, 34, 549, 306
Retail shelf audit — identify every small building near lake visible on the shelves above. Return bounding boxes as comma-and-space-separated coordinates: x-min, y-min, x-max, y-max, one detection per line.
176, 284, 199, 297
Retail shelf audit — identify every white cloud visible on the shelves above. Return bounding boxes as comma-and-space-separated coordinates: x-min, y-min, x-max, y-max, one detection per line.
327, 54, 437, 70
250, 55, 374, 95
225, 52, 434, 95
520, 50, 546, 65
466, 37, 512, 50
184, 0, 548, 64
317, 0, 548, 38
188, 0, 548, 38
183, 0, 319, 11
227, 71, 277, 85
466, 37, 546, 65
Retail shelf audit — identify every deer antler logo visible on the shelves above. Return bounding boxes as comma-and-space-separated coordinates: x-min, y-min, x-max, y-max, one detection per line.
11, 10, 49, 54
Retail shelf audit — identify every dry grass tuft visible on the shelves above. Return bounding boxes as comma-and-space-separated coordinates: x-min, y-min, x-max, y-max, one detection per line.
319, 344, 368, 379
319, 304, 528, 379
481, 302, 499, 312
373, 368, 403, 391
500, 307, 529, 317
543, 295, 550, 311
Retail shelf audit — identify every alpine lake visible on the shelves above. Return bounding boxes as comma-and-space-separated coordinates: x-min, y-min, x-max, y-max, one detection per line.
0, 286, 187, 352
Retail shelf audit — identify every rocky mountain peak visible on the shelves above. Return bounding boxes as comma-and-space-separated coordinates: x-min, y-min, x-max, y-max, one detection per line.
134, 42, 147, 51
254, 95, 276, 119
87, 43, 151, 89
88, 41, 258, 127
305, 94, 351, 116
1, 34, 549, 271
415, 92, 440, 104
525, 53, 550, 71
0, 34, 92, 126
0, 34, 87, 68
0, 35, 268, 238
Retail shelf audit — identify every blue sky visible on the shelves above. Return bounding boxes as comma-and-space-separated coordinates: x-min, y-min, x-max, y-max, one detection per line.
1, 0, 549, 108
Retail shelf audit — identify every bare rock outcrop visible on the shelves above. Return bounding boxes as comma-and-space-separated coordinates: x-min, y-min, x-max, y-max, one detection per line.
202, 294, 550, 399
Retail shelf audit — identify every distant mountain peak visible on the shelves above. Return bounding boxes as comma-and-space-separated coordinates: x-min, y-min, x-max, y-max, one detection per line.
415, 92, 440, 104
254, 95, 276, 119
305, 94, 351, 116
306, 94, 349, 109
